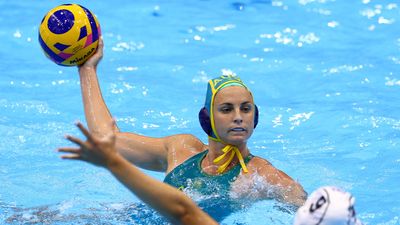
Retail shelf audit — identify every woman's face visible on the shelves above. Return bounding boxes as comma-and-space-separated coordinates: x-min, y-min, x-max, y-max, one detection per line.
212, 86, 255, 145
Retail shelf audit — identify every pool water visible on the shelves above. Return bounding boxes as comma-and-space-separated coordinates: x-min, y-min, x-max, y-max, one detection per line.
1, 0, 399, 224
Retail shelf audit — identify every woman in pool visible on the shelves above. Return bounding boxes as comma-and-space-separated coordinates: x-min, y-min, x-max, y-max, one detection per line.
59, 122, 362, 225
75, 38, 306, 207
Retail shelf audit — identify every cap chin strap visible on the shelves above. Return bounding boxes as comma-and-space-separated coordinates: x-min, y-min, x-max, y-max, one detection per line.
213, 144, 249, 174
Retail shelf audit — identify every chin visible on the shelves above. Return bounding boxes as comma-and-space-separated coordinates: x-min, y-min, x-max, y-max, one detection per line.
225, 136, 248, 146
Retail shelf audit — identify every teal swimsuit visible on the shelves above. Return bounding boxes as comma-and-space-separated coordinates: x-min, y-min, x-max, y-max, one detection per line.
164, 149, 254, 196
164, 149, 254, 221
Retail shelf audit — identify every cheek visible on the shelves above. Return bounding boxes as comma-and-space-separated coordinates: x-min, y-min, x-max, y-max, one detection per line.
245, 113, 255, 125
213, 110, 228, 121
247, 127, 254, 137
213, 114, 228, 127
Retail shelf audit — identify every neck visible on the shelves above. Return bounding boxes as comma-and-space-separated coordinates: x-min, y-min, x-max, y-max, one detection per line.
209, 139, 248, 155
202, 138, 249, 174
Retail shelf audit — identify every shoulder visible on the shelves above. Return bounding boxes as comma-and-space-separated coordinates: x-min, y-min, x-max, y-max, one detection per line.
165, 134, 207, 172
247, 156, 273, 169
165, 134, 206, 152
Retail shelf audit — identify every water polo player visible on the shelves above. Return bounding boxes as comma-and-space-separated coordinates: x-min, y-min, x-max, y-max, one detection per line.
75, 38, 306, 208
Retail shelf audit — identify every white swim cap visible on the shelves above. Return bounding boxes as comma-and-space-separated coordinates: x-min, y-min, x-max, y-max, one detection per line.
294, 186, 363, 225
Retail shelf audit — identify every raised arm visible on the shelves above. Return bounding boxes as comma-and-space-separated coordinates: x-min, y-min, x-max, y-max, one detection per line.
58, 122, 218, 225
78, 38, 116, 135
77, 38, 173, 172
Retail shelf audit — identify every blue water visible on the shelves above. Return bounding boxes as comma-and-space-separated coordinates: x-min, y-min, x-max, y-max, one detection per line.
1, 0, 400, 224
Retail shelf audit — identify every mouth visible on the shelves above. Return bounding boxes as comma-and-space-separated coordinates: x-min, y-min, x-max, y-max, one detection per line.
229, 127, 247, 133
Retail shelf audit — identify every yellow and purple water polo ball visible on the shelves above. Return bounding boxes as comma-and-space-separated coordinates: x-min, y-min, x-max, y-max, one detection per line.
39, 4, 101, 66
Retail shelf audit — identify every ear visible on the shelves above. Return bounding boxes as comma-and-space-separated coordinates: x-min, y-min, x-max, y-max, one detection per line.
198, 107, 212, 135
254, 105, 259, 128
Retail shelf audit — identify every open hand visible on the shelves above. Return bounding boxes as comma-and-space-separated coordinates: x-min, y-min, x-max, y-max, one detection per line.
58, 120, 117, 168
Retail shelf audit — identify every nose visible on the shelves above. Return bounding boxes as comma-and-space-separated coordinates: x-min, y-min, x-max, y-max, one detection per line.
233, 108, 243, 124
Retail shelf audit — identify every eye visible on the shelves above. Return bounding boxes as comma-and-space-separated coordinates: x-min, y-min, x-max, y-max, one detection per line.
241, 104, 252, 113
219, 105, 233, 113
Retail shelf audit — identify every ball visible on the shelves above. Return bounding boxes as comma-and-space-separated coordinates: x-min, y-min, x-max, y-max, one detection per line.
293, 186, 363, 225
39, 4, 101, 66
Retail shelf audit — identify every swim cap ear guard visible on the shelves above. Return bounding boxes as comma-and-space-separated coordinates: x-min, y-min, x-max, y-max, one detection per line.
198, 105, 259, 136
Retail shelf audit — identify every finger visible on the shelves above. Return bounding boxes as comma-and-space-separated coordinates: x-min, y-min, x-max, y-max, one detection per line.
98, 36, 104, 53
92, 36, 104, 59
75, 122, 94, 143
65, 134, 87, 147
58, 147, 81, 154
60, 154, 82, 160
